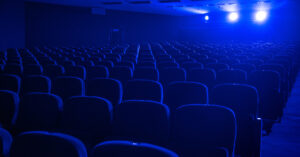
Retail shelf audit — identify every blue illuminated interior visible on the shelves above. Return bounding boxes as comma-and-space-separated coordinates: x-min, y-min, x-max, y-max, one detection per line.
0, 0, 300, 157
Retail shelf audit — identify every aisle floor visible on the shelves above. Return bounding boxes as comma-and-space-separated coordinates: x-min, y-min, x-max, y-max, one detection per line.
261, 75, 300, 157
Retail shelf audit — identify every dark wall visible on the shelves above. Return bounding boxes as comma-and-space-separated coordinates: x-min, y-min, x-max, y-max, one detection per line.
25, 2, 300, 48
177, 1, 300, 42
0, 0, 25, 51
25, 2, 180, 48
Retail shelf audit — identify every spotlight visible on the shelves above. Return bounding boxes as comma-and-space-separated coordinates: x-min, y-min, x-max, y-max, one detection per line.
204, 15, 209, 21
255, 11, 268, 23
228, 12, 239, 22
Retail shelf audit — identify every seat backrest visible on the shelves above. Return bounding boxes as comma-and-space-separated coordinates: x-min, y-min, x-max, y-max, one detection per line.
23, 64, 43, 76
217, 69, 247, 84
206, 63, 229, 72
0, 128, 12, 157
86, 78, 122, 106
15, 93, 62, 131
3, 64, 23, 76
211, 83, 259, 118
92, 140, 178, 157
165, 81, 208, 110
110, 66, 133, 85
65, 66, 86, 80
187, 68, 216, 88
231, 63, 256, 73
10, 131, 87, 157
248, 70, 281, 92
22, 75, 51, 94
159, 68, 186, 87
157, 61, 179, 70
61, 96, 112, 143
181, 62, 203, 72
44, 65, 65, 78
113, 100, 170, 144
134, 67, 159, 81
123, 80, 163, 103
0, 74, 21, 93
52, 76, 84, 100
171, 104, 236, 157
86, 65, 109, 80
0, 90, 19, 127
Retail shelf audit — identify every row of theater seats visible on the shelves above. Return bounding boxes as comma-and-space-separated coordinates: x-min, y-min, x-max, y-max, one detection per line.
0, 42, 299, 157
0, 128, 179, 157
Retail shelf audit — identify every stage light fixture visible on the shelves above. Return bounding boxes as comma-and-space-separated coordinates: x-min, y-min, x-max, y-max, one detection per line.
228, 12, 239, 22
255, 11, 268, 23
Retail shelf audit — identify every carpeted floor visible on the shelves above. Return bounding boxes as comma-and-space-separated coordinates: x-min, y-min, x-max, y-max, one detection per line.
261, 75, 300, 157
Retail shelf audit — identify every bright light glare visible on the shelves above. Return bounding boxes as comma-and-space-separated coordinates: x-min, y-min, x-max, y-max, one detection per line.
205, 15, 209, 21
228, 12, 239, 22
255, 11, 268, 22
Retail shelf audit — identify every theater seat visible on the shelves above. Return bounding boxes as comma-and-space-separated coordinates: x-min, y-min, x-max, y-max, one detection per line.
3, 64, 23, 76
0, 74, 21, 93
134, 67, 159, 81
86, 78, 122, 106
22, 75, 51, 94
123, 80, 163, 103
159, 67, 186, 87
92, 140, 178, 157
113, 100, 170, 145
187, 68, 216, 89
217, 69, 247, 84
0, 128, 12, 157
44, 65, 65, 78
61, 96, 112, 144
110, 66, 133, 86
211, 84, 261, 157
171, 104, 236, 157
0, 90, 19, 128
52, 76, 84, 100
15, 93, 62, 132
23, 64, 43, 76
165, 81, 208, 110
10, 131, 87, 157
64, 66, 86, 80
86, 66, 109, 80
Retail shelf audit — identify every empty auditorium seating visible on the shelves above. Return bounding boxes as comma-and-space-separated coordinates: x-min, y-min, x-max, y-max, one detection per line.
52, 76, 84, 100
159, 67, 186, 87
212, 84, 261, 157
134, 67, 159, 81
23, 64, 43, 76
86, 65, 109, 80
171, 104, 236, 157
249, 70, 283, 122
15, 93, 62, 131
92, 140, 178, 157
206, 63, 230, 72
44, 65, 65, 78
0, 74, 21, 93
113, 100, 170, 145
0, 90, 19, 128
65, 66, 86, 80
0, 128, 12, 157
61, 96, 112, 144
217, 69, 247, 84
10, 131, 87, 157
123, 80, 163, 103
2, 64, 23, 76
165, 81, 208, 110
110, 66, 133, 85
22, 75, 51, 94
187, 68, 216, 89
0, 41, 298, 157
86, 78, 122, 106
